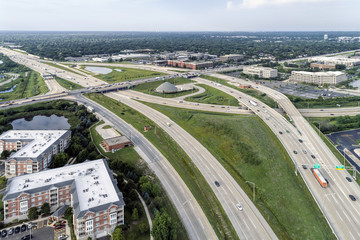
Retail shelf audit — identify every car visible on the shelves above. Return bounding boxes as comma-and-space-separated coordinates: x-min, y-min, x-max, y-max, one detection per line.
21, 235, 33, 240
302, 165, 307, 170
349, 195, 356, 201
298, 139, 303, 143
15, 226, 20, 233
346, 177, 353, 182
55, 224, 65, 230
236, 204, 243, 211
302, 150, 307, 154
27, 223, 32, 229
21, 224, 27, 232
214, 181, 220, 187
293, 150, 298, 154
1, 229, 7, 238
330, 114, 334, 116
8, 227, 14, 235
311, 155, 316, 159
320, 109, 324, 111
279, 131, 283, 134
58, 234, 69, 240
286, 130, 290, 133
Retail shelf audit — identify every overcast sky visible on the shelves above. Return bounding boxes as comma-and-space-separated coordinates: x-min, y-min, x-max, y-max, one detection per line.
0, 0, 359, 31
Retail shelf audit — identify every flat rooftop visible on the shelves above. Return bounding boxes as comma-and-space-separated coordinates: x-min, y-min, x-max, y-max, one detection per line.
104, 136, 130, 146
0, 130, 69, 159
292, 71, 345, 76
6, 159, 120, 211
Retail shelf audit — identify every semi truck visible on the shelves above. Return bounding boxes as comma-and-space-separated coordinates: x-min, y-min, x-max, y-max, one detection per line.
312, 168, 328, 188
249, 100, 258, 106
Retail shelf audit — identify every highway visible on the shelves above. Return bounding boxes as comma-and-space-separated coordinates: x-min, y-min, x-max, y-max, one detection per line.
106, 91, 278, 240
200, 73, 360, 240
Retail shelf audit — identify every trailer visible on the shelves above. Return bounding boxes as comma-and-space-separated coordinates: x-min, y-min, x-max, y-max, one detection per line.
312, 168, 328, 188
249, 100, 258, 106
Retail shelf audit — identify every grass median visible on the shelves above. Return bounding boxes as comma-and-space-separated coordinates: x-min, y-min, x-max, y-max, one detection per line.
200, 75, 277, 107
185, 84, 239, 106
54, 76, 83, 90
43, 62, 85, 76
144, 103, 336, 240
85, 92, 239, 240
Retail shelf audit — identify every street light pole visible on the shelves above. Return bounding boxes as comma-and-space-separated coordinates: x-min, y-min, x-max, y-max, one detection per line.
246, 181, 255, 202
318, 122, 321, 136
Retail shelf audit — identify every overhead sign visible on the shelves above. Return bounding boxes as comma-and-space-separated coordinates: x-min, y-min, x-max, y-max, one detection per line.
335, 165, 345, 170
314, 164, 321, 169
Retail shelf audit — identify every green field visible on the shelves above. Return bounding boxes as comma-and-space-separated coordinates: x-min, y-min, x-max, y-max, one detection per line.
42, 62, 85, 76
133, 77, 197, 98
85, 93, 238, 240
287, 94, 360, 108
54, 76, 83, 90
144, 103, 336, 240
82, 65, 166, 83
185, 84, 239, 106
200, 75, 277, 107
0, 71, 48, 102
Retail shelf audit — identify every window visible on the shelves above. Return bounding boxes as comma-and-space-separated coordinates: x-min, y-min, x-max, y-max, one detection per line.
104, 221, 107, 224
38, 197, 42, 201
110, 213, 117, 225
20, 201, 28, 213
95, 217, 99, 221
12, 203, 15, 207
85, 220, 93, 233
103, 215, 107, 219
12, 213, 16, 217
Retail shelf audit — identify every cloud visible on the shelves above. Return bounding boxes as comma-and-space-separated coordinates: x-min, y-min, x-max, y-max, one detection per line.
227, 0, 336, 9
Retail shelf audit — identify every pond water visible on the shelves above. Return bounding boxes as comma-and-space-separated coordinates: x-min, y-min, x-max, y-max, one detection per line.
12, 114, 70, 130
85, 66, 112, 74
350, 79, 360, 88
114, 69, 122, 72
0, 84, 17, 94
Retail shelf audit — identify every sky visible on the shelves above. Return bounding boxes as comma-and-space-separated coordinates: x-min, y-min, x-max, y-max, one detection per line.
0, 0, 359, 31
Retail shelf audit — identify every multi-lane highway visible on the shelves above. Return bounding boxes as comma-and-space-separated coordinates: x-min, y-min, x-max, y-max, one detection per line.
106, 91, 278, 240
200, 73, 360, 240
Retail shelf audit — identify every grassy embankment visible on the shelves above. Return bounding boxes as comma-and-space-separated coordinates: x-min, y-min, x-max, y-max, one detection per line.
185, 84, 239, 106
54, 76, 83, 90
0, 71, 48, 102
287, 94, 360, 108
133, 77, 197, 98
42, 62, 85, 76
82, 65, 166, 83
144, 103, 336, 240
85, 92, 239, 240
200, 75, 277, 107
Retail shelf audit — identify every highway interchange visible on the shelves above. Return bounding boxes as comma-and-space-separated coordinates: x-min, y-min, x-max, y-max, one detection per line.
2, 47, 360, 239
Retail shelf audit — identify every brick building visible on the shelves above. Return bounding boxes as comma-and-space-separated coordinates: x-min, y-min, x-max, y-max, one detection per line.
2, 159, 125, 240
103, 136, 131, 151
0, 130, 71, 178
167, 60, 213, 70
310, 63, 336, 70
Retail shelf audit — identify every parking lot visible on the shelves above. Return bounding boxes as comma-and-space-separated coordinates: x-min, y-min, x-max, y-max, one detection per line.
0, 222, 54, 240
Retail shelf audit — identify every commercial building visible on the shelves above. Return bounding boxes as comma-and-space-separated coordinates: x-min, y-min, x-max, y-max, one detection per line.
289, 71, 347, 85
324, 34, 328, 40
166, 60, 213, 70
220, 54, 244, 62
2, 159, 125, 239
243, 66, 278, 79
103, 136, 131, 152
0, 130, 71, 178
308, 56, 360, 67
310, 63, 336, 70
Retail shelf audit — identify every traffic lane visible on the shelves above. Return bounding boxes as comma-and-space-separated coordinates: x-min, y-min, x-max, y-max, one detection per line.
2, 226, 54, 240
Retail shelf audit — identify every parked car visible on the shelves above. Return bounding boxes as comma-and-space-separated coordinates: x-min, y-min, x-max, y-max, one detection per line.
8, 227, 14, 235
58, 234, 69, 240
21, 224, 27, 232
15, 226, 20, 233
55, 224, 65, 230
21, 235, 33, 240
1, 229, 7, 238
214, 181, 220, 187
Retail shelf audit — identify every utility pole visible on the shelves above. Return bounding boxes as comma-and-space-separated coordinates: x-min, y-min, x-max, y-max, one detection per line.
246, 181, 255, 202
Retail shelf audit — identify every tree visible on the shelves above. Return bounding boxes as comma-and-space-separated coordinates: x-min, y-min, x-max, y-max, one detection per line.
28, 207, 38, 220
0, 150, 10, 159
139, 222, 149, 234
87, 237, 92, 240
112, 227, 125, 240
131, 208, 138, 221
40, 203, 50, 215
50, 152, 69, 168
151, 211, 177, 240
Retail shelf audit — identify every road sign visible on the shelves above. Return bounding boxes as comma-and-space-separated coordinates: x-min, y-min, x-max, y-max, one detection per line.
314, 164, 321, 169
336, 165, 345, 170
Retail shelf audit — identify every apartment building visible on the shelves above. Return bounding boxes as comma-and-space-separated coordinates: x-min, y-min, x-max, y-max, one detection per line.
289, 71, 347, 85
0, 130, 71, 178
310, 63, 336, 70
2, 159, 125, 240
243, 66, 278, 79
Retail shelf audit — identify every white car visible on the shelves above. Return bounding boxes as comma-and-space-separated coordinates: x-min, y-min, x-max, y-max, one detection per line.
236, 204, 243, 211
58, 234, 68, 240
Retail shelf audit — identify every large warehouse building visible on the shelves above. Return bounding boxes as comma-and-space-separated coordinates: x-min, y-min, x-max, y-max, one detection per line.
2, 159, 125, 239
289, 71, 347, 85
0, 130, 71, 178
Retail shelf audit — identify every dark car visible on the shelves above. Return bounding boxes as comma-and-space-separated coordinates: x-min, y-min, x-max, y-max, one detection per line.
8, 227, 14, 235
55, 224, 65, 230
21, 224, 27, 232
349, 195, 356, 201
293, 150, 298, 154
302, 165, 307, 170
279, 131, 283, 134
346, 177, 353, 182
1, 229, 7, 238
214, 181, 220, 187
15, 226, 20, 234
21, 235, 33, 240
298, 139, 303, 143
311, 155, 316, 159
